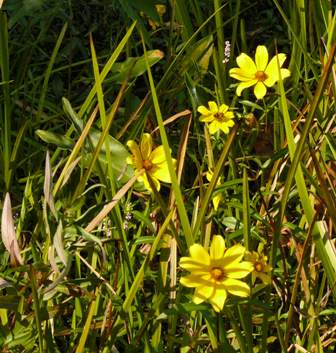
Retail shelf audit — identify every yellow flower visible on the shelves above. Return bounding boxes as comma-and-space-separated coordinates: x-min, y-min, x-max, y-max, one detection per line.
206, 170, 222, 211
180, 235, 253, 312
197, 101, 235, 135
126, 133, 175, 192
245, 249, 272, 285
229, 45, 290, 99
155, 4, 166, 17
145, 4, 166, 30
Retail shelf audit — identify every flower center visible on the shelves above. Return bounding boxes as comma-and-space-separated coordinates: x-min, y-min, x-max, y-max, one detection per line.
255, 71, 268, 81
210, 267, 226, 281
143, 159, 153, 171
214, 112, 226, 122
254, 262, 264, 272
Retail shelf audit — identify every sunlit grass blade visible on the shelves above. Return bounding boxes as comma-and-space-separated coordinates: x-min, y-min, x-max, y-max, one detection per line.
285, 217, 314, 346
142, 36, 193, 248
192, 123, 239, 239
309, 147, 336, 229
122, 210, 173, 313
272, 0, 318, 80
75, 293, 97, 353
29, 266, 44, 353
243, 167, 250, 251
273, 44, 336, 298
53, 105, 98, 195
72, 82, 126, 200
77, 21, 136, 119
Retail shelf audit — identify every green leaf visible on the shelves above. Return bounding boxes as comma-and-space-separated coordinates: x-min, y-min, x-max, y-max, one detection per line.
83, 130, 133, 184
110, 49, 164, 83
36, 129, 73, 149
0, 295, 20, 310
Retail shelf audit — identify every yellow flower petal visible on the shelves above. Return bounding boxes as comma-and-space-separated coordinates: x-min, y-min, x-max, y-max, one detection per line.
212, 194, 221, 211
140, 133, 152, 160
143, 174, 160, 192
126, 140, 143, 170
180, 274, 211, 288
280, 68, 291, 80
200, 115, 214, 122
264, 53, 289, 86
189, 244, 210, 265
193, 285, 215, 304
180, 257, 209, 272
206, 171, 213, 182
208, 101, 218, 113
257, 272, 272, 285
208, 120, 220, 134
225, 261, 254, 278
210, 235, 225, 260
197, 105, 211, 115
219, 122, 231, 134
150, 145, 166, 164
221, 278, 250, 297
236, 53, 257, 74
255, 45, 268, 71
229, 67, 255, 81
224, 111, 235, 120
218, 104, 229, 113
127, 140, 140, 159
151, 163, 171, 183
254, 81, 267, 99
208, 287, 227, 312
222, 244, 246, 264
126, 156, 133, 165
236, 80, 258, 96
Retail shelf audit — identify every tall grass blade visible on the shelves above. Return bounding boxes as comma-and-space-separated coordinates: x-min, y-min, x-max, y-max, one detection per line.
36, 22, 68, 121
78, 22, 136, 119
0, 12, 11, 190
274, 44, 336, 297
192, 124, 239, 239
142, 36, 194, 248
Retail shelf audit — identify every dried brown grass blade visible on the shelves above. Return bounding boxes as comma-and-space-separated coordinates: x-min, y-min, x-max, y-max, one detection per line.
85, 170, 144, 232
152, 109, 192, 134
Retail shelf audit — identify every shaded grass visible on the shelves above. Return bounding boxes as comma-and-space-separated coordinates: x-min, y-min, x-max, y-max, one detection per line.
0, 1, 336, 352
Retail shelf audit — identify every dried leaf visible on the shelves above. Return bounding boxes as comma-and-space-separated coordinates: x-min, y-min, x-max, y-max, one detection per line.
1, 193, 24, 266
53, 221, 68, 266
0, 277, 11, 289
48, 245, 60, 274
44, 151, 57, 219
61, 156, 81, 188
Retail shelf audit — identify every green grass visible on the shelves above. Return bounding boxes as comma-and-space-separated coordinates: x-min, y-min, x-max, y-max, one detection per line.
1, 0, 336, 352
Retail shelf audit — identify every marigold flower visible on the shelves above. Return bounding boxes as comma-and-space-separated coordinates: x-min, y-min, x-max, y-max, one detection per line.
180, 235, 253, 312
197, 101, 235, 135
206, 170, 222, 211
126, 133, 175, 192
245, 249, 272, 285
229, 45, 290, 99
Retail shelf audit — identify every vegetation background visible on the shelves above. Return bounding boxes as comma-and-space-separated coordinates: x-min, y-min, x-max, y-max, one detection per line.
0, 0, 335, 352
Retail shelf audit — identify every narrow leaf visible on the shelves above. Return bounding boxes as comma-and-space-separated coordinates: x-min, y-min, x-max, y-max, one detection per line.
44, 151, 57, 219
1, 193, 23, 266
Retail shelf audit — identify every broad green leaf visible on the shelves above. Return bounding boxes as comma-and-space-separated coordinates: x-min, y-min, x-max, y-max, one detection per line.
82, 130, 133, 184
110, 49, 164, 83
